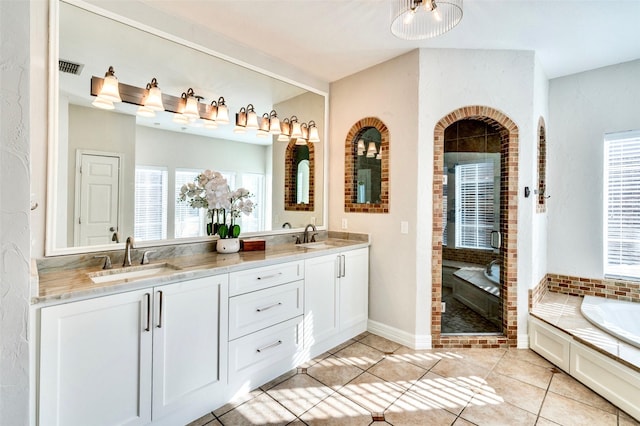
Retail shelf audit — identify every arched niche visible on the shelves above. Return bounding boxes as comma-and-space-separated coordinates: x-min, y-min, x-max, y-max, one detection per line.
345, 117, 389, 213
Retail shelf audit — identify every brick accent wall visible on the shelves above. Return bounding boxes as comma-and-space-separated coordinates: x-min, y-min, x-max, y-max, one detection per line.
442, 247, 497, 266
284, 139, 315, 211
432, 106, 519, 349
344, 117, 389, 214
529, 276, 548, 310
547, 273, 640, 302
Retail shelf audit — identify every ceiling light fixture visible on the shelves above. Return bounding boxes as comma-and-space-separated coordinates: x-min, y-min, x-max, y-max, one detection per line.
391, 0, 463, 40
92, 66, 121, 109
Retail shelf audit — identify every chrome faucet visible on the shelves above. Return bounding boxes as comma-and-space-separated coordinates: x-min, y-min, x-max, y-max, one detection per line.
486, 259, 499, 274
123, 236, 135, 267
303, 224, 317, 244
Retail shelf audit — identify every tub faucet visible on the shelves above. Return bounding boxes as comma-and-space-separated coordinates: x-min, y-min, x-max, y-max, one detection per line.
303, 224, 317, 243
486, 259, 499, 274
123, 236, 135, 267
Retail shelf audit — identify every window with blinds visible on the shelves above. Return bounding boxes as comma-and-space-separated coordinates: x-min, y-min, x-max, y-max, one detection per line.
604, 130, 640, 280
236, 173, 265, 233
134, 166, 168, 241
455, 162, 494, 250
175, 169, 207, 238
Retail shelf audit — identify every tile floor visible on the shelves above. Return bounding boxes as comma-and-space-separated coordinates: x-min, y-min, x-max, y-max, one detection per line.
441, 287, 500, 334
188, 332, 639, 426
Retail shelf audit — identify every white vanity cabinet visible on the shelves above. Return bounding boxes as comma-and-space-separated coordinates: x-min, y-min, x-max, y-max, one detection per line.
304, 247, 369, 353
38, 274, 228, 426
227, 260, 304, 389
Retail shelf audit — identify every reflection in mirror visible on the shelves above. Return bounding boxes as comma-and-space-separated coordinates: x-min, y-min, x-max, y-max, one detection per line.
284, 140, 314, 211
48, 1, 326, 254
345, 117, 389, 213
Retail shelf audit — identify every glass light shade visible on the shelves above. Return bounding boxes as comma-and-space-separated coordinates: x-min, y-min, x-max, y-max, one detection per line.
308, 126, 320, 143
234, 111, 247, 133
299, 124, 309, 142
173, 113, 189, 124
290, 121, 302, 138
144, 86, 164, 111
246, 110, 259, 129
357, 139, 366, 152
259, 115, 270, 133
216, 105, 229, 124
295, 138, 307, 145
98, 74, 122, 103
366, 141, 377, 158
376, 146, 383, 160
136, 105, 155, 117
269, 116, 281, 134
390, 0, 463, 40
183, 96, 200, 120
92, 96, 114, 110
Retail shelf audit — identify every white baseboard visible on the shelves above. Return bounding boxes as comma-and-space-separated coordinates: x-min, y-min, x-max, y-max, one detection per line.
367, 319, 432, 350
518, 334, 530, 349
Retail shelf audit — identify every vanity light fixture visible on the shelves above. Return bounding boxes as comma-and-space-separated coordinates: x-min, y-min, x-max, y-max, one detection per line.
307, 120, 320, 143
136, 77, 164, 117
268, 110, 281, 134
245, 104, 259, 130
366, 141, 377, 158
357, 139, 366, 155
234, 107, 247, 134
376, 146, 383, 160
390, 0, 463, 40
92, 66, 121, 109
181, 88, 202, 121
258, 113, 271, 133
299, 122, 309, 143
277, 118, 291, 142
172, 113, 189, 125
209, 97, 230, 124
290, 116, 303, 139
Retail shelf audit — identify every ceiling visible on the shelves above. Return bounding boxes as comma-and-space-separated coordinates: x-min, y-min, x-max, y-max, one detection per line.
138, 0, 640, 82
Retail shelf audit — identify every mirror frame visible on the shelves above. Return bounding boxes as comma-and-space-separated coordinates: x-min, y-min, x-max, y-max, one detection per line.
45, 0, 329, 256
344, 117, 389, 213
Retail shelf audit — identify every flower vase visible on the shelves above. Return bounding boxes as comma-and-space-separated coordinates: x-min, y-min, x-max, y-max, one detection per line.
216, 237, 240, 254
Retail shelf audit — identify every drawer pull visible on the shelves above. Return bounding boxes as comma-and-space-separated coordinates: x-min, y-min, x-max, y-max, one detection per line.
256, 340, 282, 353
256, 302, 282, 312
257, 272, 283, 281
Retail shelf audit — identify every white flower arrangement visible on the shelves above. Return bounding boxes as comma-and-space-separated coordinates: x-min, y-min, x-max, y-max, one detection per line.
178, 169, 254, 238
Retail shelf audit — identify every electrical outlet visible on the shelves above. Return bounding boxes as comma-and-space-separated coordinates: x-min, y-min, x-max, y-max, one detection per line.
400, 221, 409, 234
442, 302, 446, 313
341, 218, 348, 229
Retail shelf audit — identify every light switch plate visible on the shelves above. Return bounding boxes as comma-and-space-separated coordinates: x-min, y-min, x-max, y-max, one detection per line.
400, 221, 409, 234
341, 218, 348, 229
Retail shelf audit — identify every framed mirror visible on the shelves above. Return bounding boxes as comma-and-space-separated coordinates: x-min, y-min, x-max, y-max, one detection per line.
46, 0, 326, 255
344, 117, 389, 213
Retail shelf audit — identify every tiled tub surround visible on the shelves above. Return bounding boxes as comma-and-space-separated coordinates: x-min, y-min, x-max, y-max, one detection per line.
547, 273, 640, 302
530, 292, 640, 421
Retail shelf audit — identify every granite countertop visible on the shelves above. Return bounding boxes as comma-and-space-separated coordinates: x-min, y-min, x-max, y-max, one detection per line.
531, 291, 640, 373
33, 236, 369, 306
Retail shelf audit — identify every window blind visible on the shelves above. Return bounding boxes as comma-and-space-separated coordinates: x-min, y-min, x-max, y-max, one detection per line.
455, 162, 494, 250
604, 131, 640, 280
175, 170, 206, 238
134, 166, 168, 241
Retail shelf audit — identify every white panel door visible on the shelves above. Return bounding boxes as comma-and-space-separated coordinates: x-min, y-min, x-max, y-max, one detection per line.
78, 153, 120, 246
339, 248, 369, 330
152, 275, 227, 419
304, 253, 339, 347
39, 289, 152, 426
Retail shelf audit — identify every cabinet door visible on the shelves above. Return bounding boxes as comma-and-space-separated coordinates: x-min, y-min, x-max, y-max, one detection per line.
339, 248, 369, 330
39, 289, 152, 426
152, 275, 228, 419
304, 254, 339, 347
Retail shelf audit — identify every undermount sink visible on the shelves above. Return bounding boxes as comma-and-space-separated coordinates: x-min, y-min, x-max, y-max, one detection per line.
88, 263, 181, 284
296, 242, 334, 249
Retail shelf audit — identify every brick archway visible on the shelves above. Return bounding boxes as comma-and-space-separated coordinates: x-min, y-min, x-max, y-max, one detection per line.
432, 106, 519, 348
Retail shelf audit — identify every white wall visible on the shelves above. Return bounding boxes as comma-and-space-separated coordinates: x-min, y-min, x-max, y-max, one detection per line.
548, 59, 640, 278
1, 0, 32, 423
330, 51, 421, 345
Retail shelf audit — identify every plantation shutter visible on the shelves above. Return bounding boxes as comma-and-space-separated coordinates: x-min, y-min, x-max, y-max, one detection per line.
455, 162, 494, 249
604, 131, 640, 279
134, 166, 168, 241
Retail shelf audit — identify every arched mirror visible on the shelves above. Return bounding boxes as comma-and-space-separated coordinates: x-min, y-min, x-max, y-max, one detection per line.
285, 140, 315, 211
345, 117, 389, 213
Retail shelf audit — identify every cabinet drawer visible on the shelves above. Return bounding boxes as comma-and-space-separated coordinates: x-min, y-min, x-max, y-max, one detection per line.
229, 261, 303, 296
228, 316, 303, 382
229, 281, 303, 340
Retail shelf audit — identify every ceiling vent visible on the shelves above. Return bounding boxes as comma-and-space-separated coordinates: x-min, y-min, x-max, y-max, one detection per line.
59, 59, 84, 75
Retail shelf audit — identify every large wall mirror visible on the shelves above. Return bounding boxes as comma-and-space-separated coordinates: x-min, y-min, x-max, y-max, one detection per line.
47, 0, 326, 255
